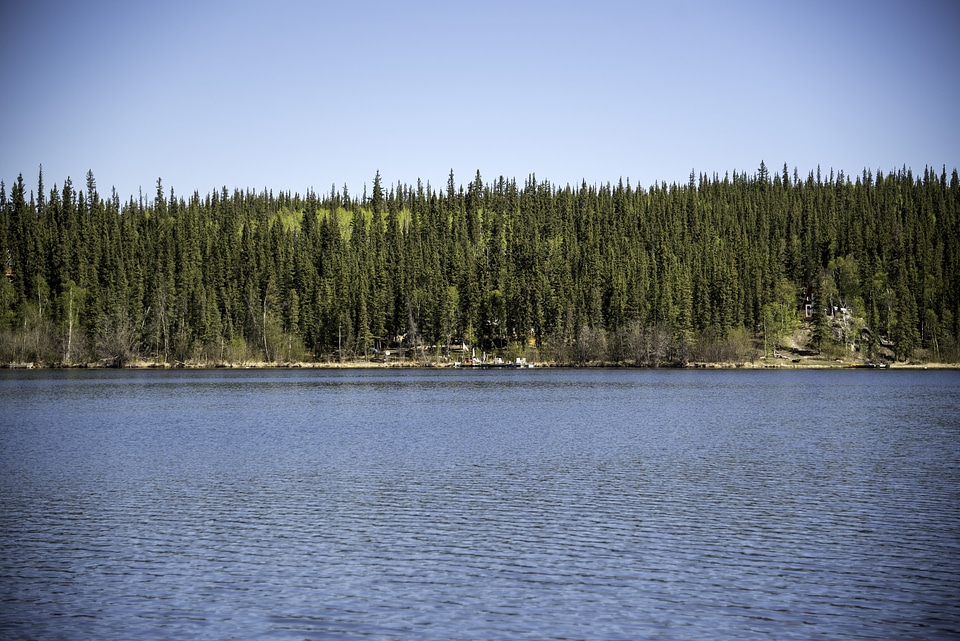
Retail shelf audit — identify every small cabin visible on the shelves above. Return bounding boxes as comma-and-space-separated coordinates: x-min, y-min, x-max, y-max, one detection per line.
802, 286, 814, 318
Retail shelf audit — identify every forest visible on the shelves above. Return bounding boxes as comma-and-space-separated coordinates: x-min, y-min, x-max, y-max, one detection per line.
1, 162, 958, 367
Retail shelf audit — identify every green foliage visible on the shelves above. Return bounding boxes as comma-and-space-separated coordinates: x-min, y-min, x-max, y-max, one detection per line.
0, 165, 958, 365
762, 277, 800, 357
0, 277, 15, 330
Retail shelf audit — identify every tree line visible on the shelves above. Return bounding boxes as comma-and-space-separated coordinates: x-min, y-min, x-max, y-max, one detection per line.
1, 162, 958, 366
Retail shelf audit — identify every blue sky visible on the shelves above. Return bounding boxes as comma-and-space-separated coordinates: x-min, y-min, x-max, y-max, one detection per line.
2, 0, 958, 201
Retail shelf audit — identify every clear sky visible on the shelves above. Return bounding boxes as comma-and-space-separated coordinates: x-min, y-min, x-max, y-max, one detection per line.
2, 0, 958, 201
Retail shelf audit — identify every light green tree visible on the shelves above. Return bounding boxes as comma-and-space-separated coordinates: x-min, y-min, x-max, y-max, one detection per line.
762, 277, 799, 358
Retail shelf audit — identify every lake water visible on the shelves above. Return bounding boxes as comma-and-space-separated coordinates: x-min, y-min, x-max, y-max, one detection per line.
1, 368, 958, 640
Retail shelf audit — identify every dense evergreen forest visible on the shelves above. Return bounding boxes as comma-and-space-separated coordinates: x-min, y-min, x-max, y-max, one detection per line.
1, 163, 958, 366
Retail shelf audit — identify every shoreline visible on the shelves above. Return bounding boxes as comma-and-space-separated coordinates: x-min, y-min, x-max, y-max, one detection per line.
4, 359, 958, 371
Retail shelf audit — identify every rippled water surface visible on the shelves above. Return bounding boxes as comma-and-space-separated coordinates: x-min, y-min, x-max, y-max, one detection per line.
1, 368, 958, 640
